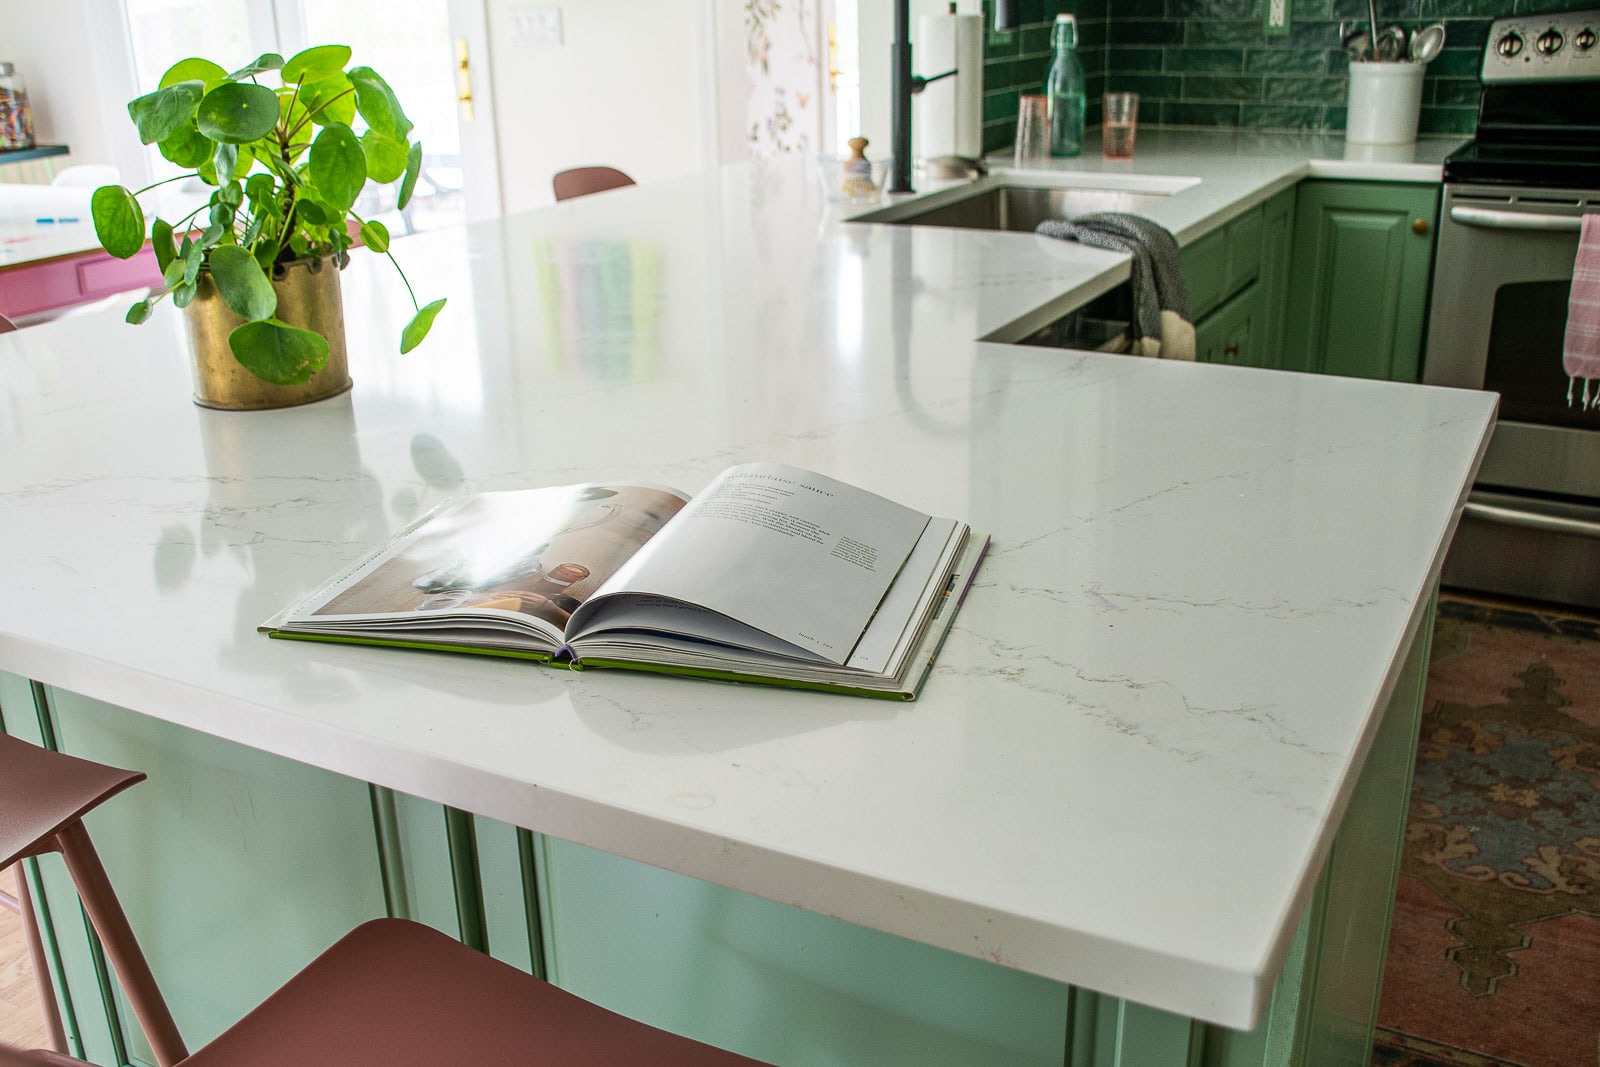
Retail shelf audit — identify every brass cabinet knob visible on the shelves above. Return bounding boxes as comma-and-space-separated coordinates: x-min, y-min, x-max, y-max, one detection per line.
1412, 218, 1429, 236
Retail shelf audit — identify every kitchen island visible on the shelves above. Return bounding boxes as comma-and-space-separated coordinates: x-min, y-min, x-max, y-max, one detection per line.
0, 134, 1493, 1066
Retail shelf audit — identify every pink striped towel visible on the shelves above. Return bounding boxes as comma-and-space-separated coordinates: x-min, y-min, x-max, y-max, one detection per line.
1565, 213, 1600, 410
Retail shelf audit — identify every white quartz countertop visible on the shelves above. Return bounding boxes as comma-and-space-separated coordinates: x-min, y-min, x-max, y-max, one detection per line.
0, 133, 1493, 1031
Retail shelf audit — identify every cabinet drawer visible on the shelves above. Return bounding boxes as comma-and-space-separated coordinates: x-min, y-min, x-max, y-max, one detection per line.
1184, 229, 1229, 319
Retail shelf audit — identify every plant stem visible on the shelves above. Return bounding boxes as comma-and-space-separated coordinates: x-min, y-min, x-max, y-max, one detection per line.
130, 172, 199, 198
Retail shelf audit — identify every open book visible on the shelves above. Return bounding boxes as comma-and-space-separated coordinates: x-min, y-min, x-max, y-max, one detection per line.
261, 463, 986, 699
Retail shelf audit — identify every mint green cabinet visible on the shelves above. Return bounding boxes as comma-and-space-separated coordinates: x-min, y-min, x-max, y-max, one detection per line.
1189, 187, 1295, 372
1280, 181, 1439, 383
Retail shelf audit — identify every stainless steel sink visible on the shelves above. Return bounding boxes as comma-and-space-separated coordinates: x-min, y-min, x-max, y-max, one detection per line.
850, 175, 1200, 233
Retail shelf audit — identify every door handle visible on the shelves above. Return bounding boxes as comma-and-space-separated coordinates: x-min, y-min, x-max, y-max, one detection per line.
1448, 205, 1582, 232
455, 38, 475, 122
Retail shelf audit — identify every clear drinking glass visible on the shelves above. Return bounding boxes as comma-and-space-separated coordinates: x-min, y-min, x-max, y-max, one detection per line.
1102, 92, 1139, 159
1014, 94, 1050, 164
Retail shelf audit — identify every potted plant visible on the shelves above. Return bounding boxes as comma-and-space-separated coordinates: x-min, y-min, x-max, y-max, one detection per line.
90, 45, 446, 408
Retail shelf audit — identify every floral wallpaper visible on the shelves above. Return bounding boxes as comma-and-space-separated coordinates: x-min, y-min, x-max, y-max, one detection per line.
745, 0, 819, 156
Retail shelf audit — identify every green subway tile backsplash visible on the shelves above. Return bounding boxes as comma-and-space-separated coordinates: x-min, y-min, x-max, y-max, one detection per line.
975, 0, 1521, 149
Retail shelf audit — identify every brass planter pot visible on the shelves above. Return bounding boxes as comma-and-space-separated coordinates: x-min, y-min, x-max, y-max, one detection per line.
185, 255, 353, 410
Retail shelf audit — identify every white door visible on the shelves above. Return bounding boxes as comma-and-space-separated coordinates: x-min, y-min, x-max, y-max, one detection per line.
111, 0, 503, 228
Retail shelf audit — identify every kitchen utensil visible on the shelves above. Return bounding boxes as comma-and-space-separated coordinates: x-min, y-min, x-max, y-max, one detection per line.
1367, 0, 1381, 59
1376, 25, 1409, 61
1409, 22, 1446, 63
1343, 27, 1373, 60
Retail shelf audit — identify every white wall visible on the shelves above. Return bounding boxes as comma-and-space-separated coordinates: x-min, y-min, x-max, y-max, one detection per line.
484, 0, 712, 213
0, 0, 135, 178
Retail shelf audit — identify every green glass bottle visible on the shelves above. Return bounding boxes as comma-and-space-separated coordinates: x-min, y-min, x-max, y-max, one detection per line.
1045, 14, 1086, 158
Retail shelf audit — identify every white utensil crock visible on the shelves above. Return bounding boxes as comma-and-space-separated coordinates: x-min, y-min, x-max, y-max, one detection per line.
1345, 61, 1425, 146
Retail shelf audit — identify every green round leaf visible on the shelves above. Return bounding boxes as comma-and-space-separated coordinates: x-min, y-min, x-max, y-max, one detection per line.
294, 197, 330, 226
213, 142, 240, 185
207, 245, 278, 322
283, 45, 351, 84
125, 298, 154, 325
229, 54, 284, 80
197, 82, 281, 144
359, 130, 408, 184
151, 219, 176, 273
359, 219, 390, 253
401, 298, 447, 354
228, 319, 329, 384
91, 186, 145, 259
162, 259, 187, 289
172, 280, 199, 309
129, 82, 204, 145
308, 123, 366, 213
398, 142, 423, 209
298, 72, 357, 127
160, 58, 229, 91
348, 66, 412, 140
157, 121, 213, 168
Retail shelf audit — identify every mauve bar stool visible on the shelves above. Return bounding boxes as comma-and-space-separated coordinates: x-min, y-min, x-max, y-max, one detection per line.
551, 165, 636, 202
0, 733, 775, 1066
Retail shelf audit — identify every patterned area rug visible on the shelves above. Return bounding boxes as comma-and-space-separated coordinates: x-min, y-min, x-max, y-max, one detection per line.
1372, 596, 1600, 1067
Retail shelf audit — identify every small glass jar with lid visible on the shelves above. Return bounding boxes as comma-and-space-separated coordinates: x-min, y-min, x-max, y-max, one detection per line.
0, 62, 36, 149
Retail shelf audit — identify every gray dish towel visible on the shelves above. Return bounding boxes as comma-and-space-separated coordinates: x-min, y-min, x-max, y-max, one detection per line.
1036, 212, 1195, 359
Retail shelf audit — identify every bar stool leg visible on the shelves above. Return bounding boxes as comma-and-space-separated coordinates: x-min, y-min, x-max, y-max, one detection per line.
9, 867, 70, 1054
53, 825, 187, 1067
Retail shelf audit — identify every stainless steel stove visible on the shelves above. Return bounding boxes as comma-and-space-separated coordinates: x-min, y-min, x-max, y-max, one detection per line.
1423, 7, 1600, 611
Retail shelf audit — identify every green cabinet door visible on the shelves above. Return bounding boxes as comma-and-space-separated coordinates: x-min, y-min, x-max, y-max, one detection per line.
1280, 181, 1439, 383
1196, 282, 1263, 368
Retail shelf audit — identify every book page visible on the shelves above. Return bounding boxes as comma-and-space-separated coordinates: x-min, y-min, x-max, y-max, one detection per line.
569, 463, 930, 665
285, 484, 688, 639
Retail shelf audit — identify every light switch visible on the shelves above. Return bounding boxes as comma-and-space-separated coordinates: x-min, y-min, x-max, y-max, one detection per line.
510, 5, 563, 47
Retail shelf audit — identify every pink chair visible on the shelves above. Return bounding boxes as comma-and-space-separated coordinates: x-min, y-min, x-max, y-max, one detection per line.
0, 734, 772, 1067
552, 166, 636, 202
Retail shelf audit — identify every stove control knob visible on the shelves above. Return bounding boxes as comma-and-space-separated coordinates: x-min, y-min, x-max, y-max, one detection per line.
1575, 27, 1597, 51
1496, 31, 1524, 58
1535, 28, 1564, 54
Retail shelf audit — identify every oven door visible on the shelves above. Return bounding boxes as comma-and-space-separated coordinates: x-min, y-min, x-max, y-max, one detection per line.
1423, 182, 1600, 608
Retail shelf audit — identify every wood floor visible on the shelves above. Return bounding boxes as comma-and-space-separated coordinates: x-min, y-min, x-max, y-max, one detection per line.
0, 865, 51, 1052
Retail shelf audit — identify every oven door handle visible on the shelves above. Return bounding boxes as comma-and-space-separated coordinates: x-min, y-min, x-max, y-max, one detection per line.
1463, 500, 1600, 540
1448, 205, 1584, 232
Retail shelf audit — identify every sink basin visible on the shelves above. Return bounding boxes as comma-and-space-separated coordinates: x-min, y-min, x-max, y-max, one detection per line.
849, 175, 1200, 233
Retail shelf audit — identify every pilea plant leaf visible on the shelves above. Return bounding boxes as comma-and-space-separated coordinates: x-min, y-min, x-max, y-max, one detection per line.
128, 81, 204, 145
208, 245, 279, 322
214, 142, 239, 185
309, 124, 366, 213
125, 298, 153, 325
91, 186, 145, 259
359, 219, 390, 254
160, 58, 229, 91
298, 72, 357, 128
283, 46, 352, 84
348, 66, 412, 140
151, 219, 176, 274
197, 82, 281, 144
401, 298, 447, 354
228, 319, 329, 385
229, 54, 284, 80
360, 129, 408, 184
398, 142, 422, 209
172, 280, 198, 309
158, 121, 212, 168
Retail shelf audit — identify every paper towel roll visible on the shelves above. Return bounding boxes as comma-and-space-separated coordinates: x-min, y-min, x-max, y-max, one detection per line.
916, 11, 983, 164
